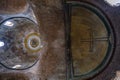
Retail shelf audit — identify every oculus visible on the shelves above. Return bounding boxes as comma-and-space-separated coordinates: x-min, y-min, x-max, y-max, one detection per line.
0, 17, 42, 70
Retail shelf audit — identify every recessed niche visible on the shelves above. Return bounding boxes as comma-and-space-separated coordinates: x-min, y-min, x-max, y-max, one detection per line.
66, 2, 115, 80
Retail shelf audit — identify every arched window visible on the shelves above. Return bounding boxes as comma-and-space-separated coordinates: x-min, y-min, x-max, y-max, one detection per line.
65, 1, 115, 80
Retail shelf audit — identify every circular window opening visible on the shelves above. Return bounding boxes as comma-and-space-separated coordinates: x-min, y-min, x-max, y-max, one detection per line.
0, 17, 42, 70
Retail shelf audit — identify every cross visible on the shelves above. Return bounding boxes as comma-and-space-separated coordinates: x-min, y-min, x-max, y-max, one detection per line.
80, 27, 109, 52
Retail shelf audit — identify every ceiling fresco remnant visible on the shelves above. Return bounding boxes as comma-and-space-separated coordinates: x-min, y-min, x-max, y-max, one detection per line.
0, 0, 119, 80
